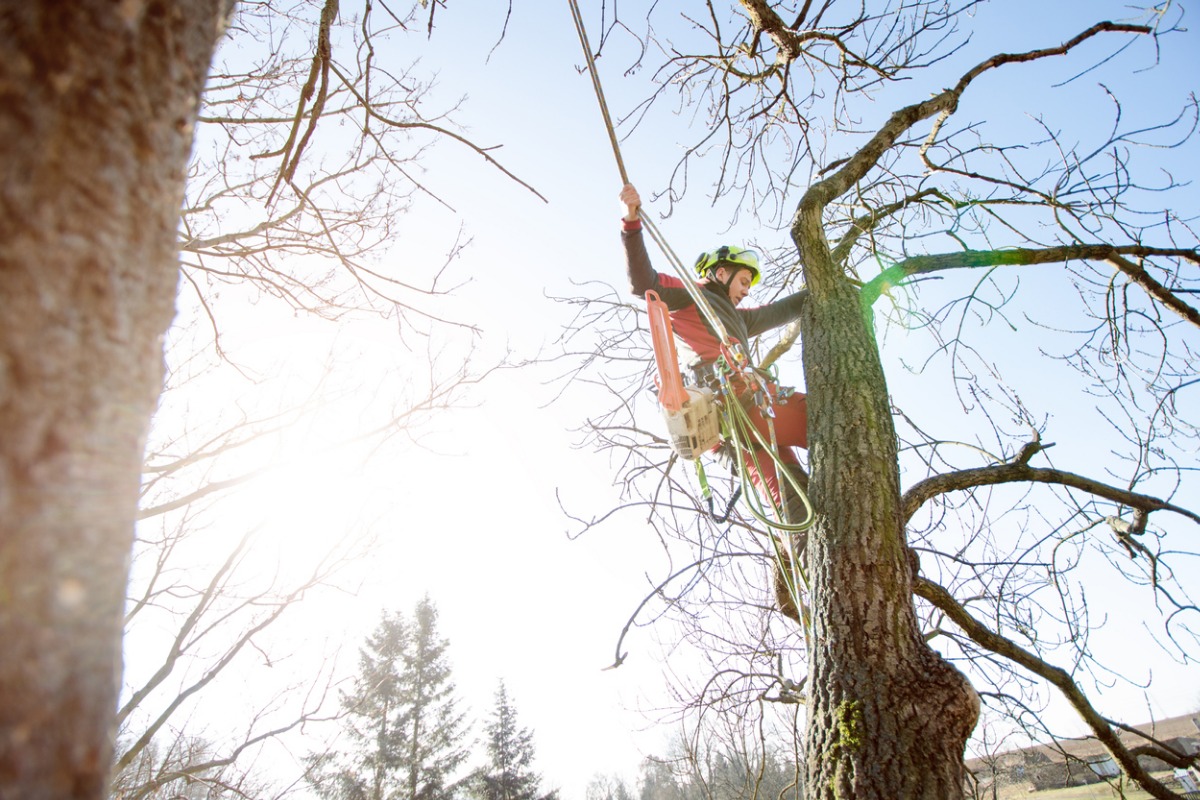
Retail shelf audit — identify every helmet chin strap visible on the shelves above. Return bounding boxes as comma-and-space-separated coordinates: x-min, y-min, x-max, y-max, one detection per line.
708, 269, 731, 294
708, 265, 743, 299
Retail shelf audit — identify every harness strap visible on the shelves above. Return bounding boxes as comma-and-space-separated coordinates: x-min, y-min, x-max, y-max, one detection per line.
695, 459, 742, 523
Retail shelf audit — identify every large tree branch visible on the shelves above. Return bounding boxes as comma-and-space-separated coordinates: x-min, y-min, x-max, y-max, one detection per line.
828, 188, 951, 267
759, 319, 802, 371
114, 555, 328, 774
115, 531, 254, 730
737, 0, 885, 77
137, 473, 264, 520
126, 710, 330, 800
912, 577, 1182, 800
267, 0, 337, 203
901, 439, 1200, 526
1107, 251, 1200, 328
861, 244, 1200, 327
801, 22, 1150, 210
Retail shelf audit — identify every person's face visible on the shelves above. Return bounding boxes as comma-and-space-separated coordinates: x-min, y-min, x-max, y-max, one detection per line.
716, 266, 754, 306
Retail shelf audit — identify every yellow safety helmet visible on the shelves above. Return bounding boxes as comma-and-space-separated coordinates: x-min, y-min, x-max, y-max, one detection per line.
694, 245, 761, 287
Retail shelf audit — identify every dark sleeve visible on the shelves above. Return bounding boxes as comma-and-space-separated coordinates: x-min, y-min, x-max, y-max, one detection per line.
622, 220, 657, 296
741, 290, 807, 338
622, 221, 695, 310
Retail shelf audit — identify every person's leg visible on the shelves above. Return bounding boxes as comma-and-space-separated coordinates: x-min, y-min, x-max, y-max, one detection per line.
740, 446, 807, 512
744, 392, 808, 452
741, 392, 808, 504
773, 392, 808, 450
745, 451, 808, 622
772, 455, 810, 624
730, 391, 812, 621
738, 437, 810, 622
741, 447, 778, 506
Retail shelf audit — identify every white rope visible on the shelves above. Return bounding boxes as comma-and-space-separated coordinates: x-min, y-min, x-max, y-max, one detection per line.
565, 0, 741, 354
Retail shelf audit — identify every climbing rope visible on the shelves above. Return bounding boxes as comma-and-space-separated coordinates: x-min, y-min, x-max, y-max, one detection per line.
564, 0, 628, 184
566, 0, 813, 617
564, 0, 744, 358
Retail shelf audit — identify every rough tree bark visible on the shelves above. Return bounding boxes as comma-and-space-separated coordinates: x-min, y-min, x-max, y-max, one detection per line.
796, 194, 980, 798
0, 2, 230, 797
569, 3, 1193, 798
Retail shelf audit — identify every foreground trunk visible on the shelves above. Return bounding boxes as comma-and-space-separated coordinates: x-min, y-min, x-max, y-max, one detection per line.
795, 202, 980, 800
0, 3, 227, 797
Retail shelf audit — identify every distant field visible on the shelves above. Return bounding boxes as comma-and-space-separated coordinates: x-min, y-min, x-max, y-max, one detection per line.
993, 774, 1176, 800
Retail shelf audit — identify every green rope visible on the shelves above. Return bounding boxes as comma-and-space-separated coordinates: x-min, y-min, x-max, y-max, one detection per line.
716, 365, 813, 626
694, 459, 741, 523
713, 361, 814, 533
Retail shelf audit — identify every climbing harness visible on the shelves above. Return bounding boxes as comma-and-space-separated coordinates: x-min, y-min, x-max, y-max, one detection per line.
645, 289, 813, 531
567, 0, 813, 622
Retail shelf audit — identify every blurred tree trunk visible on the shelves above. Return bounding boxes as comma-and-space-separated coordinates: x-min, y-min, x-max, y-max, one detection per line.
796, 201, 980, 799
0, 2, 229, 797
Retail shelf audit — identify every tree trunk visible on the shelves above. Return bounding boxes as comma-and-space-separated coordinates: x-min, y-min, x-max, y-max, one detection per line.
0, 3, 227, 798
795, 201, 980, 799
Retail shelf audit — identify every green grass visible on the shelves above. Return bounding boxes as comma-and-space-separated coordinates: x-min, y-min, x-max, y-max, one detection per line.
995, 775, 1169, 800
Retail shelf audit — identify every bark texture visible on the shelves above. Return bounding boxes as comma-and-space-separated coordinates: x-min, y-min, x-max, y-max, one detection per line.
0, 3, 228, 797
795, 200, 980, 799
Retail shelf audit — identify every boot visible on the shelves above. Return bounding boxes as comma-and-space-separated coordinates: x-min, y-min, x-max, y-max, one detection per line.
773, 536, 802, 623
774, 464, 809, 622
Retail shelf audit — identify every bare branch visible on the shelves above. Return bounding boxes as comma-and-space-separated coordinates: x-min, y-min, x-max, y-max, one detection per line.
862, 244, 1200, 329
913, 576, 1180, 800
901, 438, 1200, 526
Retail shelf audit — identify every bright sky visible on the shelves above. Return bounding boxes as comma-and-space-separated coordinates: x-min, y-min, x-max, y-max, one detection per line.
130, 2, 1200, 799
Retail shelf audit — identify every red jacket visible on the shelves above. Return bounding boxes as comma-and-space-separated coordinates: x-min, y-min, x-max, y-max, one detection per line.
622, 219, 807, 371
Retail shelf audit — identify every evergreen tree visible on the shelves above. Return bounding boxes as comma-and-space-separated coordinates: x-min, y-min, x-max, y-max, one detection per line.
309, 597, 470, 800
396, 598, 471, 800
587, 773, 635, 800
471, 682, 557, 800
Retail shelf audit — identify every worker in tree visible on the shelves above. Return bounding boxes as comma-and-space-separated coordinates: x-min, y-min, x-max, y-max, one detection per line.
620, 183, 810, 517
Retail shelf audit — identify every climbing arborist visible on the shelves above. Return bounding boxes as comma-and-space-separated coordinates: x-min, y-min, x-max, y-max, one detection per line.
620, 183, 810, 514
